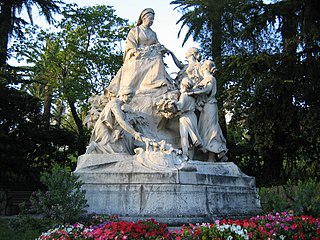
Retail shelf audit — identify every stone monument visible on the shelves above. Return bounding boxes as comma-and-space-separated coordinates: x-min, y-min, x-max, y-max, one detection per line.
75, 8, 261, 224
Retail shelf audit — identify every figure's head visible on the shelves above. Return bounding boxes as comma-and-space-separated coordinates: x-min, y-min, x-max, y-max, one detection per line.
104, 89, 116, 101
180, 77, 193, 93
137, 8, 155, 27
185, 47, 201, 61
201, 60, 217, 74
119, 86, 135, 103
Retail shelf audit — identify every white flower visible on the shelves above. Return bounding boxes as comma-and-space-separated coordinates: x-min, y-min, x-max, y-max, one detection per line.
223, 224, 231, 229
201, 222, 211, 227
218, 226, 225, 232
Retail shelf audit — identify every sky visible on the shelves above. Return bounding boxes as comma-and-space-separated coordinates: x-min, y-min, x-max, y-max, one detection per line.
16, 0, 199, 74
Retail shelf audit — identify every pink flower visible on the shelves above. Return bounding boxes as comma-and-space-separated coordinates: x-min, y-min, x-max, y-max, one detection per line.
290, 223, 297, 230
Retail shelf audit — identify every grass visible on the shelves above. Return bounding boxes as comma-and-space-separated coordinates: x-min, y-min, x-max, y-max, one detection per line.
0, 218, 41, 240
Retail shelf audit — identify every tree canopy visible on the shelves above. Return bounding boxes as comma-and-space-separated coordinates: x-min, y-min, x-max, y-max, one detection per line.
1, 4, 130, 189
172, 0, 320, 185
0, 0, 64, 67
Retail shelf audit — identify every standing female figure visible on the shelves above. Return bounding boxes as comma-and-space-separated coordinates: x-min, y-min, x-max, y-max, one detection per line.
189, 60, 227, 162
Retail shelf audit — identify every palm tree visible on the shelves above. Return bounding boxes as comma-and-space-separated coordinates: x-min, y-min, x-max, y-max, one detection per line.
170, 0, 225, 66
0, 0, 64, 67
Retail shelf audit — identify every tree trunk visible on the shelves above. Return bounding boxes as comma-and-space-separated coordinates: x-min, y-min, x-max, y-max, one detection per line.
55, 100, 64, 127
301, 0, 319, 109
263, 148, 282, 183
211, 6, 228, 141
211, 7, 223, 68
0, 2, 12, 67
43, 82, 53, 129
67, 97, 87, 155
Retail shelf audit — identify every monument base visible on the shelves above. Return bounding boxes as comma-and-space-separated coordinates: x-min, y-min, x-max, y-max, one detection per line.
74, 154, 261, 225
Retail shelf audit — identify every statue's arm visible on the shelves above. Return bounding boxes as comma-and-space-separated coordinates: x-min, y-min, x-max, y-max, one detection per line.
169, 51, 184, 69
189, 80, 213, 95
189, 88, 207, 95
112, 103, 142, 141
124, 28, 139, 61
157, 42, 184, 69
161, 46, 184, 69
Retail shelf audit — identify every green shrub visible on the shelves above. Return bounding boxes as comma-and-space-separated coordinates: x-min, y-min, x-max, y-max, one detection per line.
284, 178, 320, 216
9, 165, 88, 232
29, 164, 88, 224
259, 178, 320, 217
8, 211, 52, 234
259, 187, 288, 213
1, 218, 41, 240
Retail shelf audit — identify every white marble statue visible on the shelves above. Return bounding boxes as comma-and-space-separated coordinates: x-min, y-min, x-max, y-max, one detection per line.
176, 77, 202, 159
185, 47, 202, 84
75, 9, 263, 224
85, 87, 143, 154
175, 47, 202, 86
106, 8, 175, 96
84, 9, 228, 162
188, 60, 228, 162
84, 95, 107, 129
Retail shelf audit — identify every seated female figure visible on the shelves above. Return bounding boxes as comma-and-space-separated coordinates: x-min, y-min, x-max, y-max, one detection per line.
107, 8, 174, 96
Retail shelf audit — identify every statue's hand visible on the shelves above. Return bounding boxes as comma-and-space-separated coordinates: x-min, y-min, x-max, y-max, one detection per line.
186, 90, 194, 96
160, 45, 171, 55
128, 48, 139, 59
134, 132, 143, 142
133, 50, 140, 57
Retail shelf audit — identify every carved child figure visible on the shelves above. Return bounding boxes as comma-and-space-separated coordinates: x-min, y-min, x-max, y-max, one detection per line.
86, 87, 143, 154
176, 77, 203, 159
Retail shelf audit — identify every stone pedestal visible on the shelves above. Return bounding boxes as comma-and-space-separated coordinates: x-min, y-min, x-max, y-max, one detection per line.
74, 154, 261, 225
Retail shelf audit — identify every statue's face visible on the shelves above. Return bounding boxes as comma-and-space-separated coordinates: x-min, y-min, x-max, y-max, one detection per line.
195, 52, 201, 61
200, 65, 206, 75
142, 13, 154, 27
122, 93, 133, 103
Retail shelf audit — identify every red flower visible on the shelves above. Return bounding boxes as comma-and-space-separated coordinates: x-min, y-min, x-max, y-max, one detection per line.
291, 223, 298, 230
299, 232, 306, 239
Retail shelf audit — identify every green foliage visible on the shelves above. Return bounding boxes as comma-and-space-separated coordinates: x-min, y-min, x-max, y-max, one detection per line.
173, 0, 320, 184
1, 4, 132, 189
11, 4, 131, 155
0, 219, 41, 240
0, 0, 63, 66
29, 164, 88, 224
0, 82, 77, 189
8, 211, 52, 236
259, 178, 320, 217
284, 179, 320, 217
259, 187, 288, 214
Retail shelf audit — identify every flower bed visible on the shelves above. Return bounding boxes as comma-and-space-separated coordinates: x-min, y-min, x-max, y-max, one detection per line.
37, 212, 320, 239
